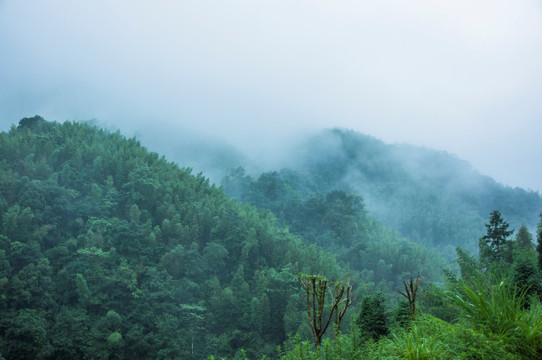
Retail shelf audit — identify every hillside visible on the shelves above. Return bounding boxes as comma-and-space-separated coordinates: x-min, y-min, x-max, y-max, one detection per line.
0, 117, 443, 359
218, 129, 542, 257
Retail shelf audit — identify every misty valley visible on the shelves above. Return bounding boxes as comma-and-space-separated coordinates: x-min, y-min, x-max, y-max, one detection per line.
1, 116, 542, 359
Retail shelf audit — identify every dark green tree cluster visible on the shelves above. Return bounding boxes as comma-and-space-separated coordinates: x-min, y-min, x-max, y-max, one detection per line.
3, 117, 541, 359
479, 210, 515, 266
0, 117, 353, 359
279, 211, 542, 360
231, 129, 541, 257
222, 168, 445, 294
355, 292, 389, 341
471, 210, 542, 300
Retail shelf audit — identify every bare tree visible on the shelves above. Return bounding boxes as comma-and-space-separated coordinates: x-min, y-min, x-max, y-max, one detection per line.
399, 275, 421, 319
298, 273, 352, 346
332, 280, 352, 339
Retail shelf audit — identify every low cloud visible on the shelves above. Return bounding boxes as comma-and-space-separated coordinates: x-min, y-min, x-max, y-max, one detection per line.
1, 0, 541, 190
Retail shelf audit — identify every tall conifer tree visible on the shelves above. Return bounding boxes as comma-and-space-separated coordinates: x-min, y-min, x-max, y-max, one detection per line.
480, 210, 514, 264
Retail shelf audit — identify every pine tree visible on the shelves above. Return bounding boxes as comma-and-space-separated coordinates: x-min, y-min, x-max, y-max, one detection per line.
394, 300, 412, 328
480, 210, 514, 264
456, 247, 481, 282
356, 292, 389, 340
512, 253, 540, 301
515, 224, 534, 252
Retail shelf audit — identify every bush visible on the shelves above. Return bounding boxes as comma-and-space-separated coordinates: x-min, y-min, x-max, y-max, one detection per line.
449, 277, 542, 358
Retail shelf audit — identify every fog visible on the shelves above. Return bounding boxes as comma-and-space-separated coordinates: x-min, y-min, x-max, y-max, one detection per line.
1, 0, 541, 191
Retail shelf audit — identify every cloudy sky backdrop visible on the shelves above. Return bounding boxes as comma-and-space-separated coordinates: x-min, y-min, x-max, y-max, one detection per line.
1, 0, 541, 190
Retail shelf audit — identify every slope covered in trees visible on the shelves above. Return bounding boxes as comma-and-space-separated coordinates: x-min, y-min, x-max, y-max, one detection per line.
221, 168, 444, 292
0, 117, 343, 359
219, 129, 541, 258
277, 211, 542, 360
3, 117, 540, 359
0, 117, 443, 359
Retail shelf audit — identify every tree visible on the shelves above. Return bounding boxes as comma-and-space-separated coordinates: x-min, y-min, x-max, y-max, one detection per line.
3, 309, 52, 359
511, 224, 540, 304
515, 224, 534, 253
18, 115, 46, 129
75, 273, 91, 308
512, 254, 540, 302
297, 273, 352, 347
455, 247, 482, 283
399, 276, 420, 320
356, 292, 389, 340
394, 300, 412, 328
537, 212, 542, 271
332, 279, 352, 339
480, 210, 513, 264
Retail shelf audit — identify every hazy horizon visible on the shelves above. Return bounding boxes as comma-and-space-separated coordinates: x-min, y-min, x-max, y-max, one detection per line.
1, 1, 541, 191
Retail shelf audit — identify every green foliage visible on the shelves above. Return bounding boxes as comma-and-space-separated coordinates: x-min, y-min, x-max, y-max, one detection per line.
455, 246, 482, 284
278, 333, 367, 360
383, 317, 451, 360
356, 292, 389, 340
75, 273, 91, 305
537, 212, 542, 270
394, 300, 412, 328
222, 167, 446, 293
480, 210, 514, 265
381, 315, 516, 360
417, 282, 458, 323
512, 252, 541, 300
107, 331, 123, 348
0, 118, 349, 359
515, 224, 535, 252
2, 309, 52, 359
2, 118, 540, 359
449, 276, 542, 358
221, 128, 541, 257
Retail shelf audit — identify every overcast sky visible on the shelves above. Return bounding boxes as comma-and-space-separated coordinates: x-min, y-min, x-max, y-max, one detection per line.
1, 0, 541, 191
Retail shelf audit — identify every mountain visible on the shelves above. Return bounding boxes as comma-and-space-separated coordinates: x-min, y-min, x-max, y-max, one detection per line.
217, 128, 541, 258
0, 117, 441, 359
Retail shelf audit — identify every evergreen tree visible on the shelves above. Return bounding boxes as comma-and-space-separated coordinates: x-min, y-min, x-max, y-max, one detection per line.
394, 300, 412, 328
356, 292, 389, 340
456, 247, 481, 283
480, 210, 514, 264
515, 224, 534, 253
512, 253, 540, 302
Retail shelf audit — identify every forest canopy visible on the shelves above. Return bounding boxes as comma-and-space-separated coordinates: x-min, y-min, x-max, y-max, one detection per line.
1, 117, 541, 359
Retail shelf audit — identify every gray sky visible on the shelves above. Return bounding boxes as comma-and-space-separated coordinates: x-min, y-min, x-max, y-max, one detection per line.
1, 0, 541, 191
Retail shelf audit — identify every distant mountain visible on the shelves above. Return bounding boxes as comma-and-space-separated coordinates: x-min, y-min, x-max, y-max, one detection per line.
300, 129, 541, 251
217, 128, 542, 257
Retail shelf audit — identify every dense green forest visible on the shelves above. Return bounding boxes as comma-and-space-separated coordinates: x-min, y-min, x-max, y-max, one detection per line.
275, 210, 542, 359
217, 129, 542, 258
1, 117, 541, 359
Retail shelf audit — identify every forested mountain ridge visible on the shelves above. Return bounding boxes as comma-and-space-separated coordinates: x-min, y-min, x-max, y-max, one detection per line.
0, 117, 442, 359
0, 116, 337, 358
219, 128, 542, 257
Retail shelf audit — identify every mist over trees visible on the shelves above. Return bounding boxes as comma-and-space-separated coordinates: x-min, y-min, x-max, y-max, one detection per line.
1, 117, 542, 359
217, 129, 542, 258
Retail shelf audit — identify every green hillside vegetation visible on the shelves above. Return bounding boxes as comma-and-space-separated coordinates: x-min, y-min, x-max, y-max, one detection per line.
0, 117, 349, 359
276, 211, 542, 360
1, 117, 541, 359
220, 129, 541, 259
0, 117, 445, 359
221, 168, 444, 293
